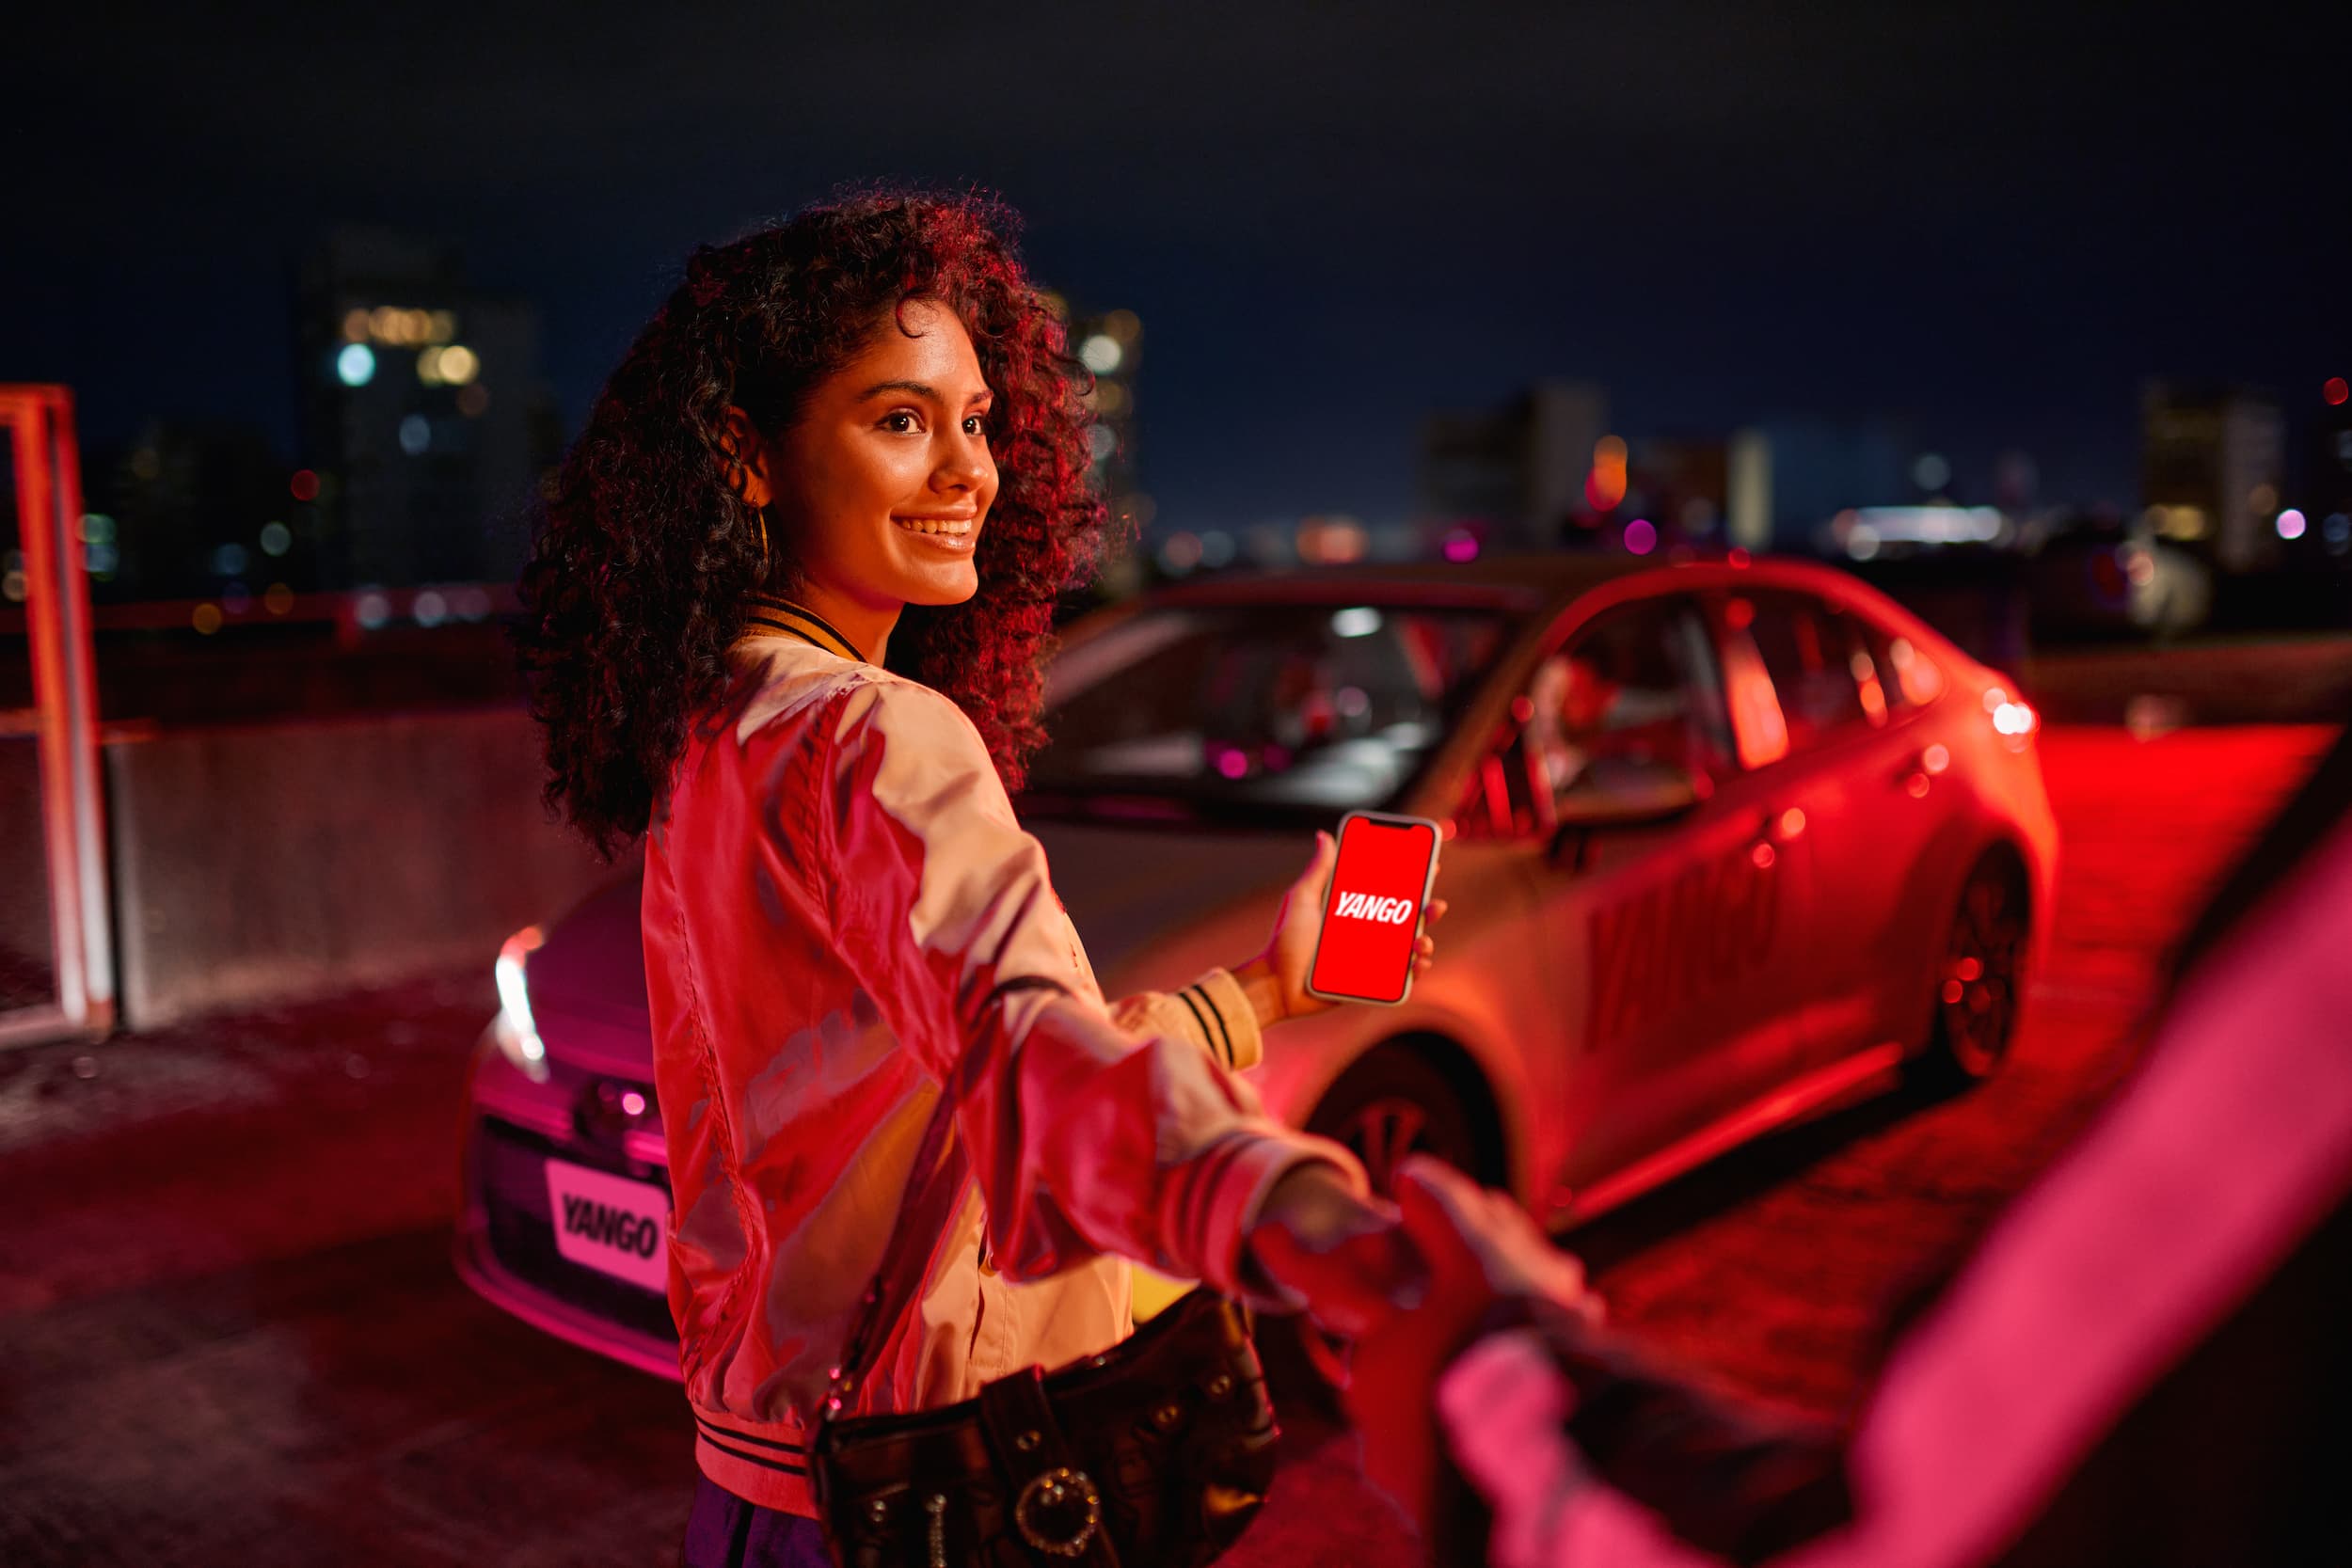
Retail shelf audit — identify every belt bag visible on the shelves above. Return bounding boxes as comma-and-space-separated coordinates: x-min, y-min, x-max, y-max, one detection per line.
808, 1095, 1279, 1568
811, 1288, 1275, 1567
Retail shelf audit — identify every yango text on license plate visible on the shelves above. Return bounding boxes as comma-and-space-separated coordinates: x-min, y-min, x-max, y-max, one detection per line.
544, 1158, 669, 1291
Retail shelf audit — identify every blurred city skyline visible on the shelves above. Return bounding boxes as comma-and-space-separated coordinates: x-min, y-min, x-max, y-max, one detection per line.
6, 2, 2345, 539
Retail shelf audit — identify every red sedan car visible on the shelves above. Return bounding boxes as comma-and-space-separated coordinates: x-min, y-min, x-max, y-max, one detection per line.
454, 554, 2057, 1376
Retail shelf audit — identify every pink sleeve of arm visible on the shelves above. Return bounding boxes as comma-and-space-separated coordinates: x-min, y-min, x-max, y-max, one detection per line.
820, 679, 1360, 1305
1440, 1333, 1732, 1568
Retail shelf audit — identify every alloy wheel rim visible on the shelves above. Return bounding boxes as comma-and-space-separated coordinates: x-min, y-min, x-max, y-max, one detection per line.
1941, 873, 2024, 1077
1297, 1094, 1444, 1390
1339, 1098, 1431, 1194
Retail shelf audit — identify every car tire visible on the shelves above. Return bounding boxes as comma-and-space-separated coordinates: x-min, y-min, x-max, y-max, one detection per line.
1255, 1044, 1491, 1415
1915, 851, 2030, 1088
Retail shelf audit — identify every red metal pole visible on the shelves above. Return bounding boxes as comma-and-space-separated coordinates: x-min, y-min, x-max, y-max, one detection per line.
2, 384, 114, 1041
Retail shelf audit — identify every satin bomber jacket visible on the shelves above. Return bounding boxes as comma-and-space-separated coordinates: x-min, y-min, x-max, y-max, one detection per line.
641, 600, 1366, 1516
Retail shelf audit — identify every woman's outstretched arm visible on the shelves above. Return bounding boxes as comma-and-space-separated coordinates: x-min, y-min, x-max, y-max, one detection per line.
809, 675, 1374, 1307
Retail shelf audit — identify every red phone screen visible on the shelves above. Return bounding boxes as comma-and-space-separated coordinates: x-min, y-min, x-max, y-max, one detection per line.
1309, 813, 1440, 1006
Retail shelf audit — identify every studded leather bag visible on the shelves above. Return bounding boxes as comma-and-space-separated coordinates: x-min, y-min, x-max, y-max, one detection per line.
808, 1101, 1279, 1568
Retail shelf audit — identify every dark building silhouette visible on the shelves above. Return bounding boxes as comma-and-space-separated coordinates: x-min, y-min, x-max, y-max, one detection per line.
84, 420, 305, 604
2306, 380, 2352, 559
1420, 379, 1607, 550
2139, 380, 2286, 574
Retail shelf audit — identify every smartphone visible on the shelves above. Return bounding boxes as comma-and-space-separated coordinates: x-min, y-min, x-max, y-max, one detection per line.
1306, 810, 1443, 1007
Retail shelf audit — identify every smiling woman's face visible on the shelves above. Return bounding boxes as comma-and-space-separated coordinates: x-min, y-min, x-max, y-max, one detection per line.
758, 298, 998, 629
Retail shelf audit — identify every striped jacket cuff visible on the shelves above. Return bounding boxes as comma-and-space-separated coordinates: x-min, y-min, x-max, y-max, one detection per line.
1172, 967, 1263, 1071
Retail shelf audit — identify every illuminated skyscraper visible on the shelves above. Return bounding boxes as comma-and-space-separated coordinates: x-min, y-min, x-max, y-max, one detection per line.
294, 230, 556, 589
1061, 303, 1147, 535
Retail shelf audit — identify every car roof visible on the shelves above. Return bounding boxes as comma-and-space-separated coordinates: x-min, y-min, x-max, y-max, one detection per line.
1136, 551, 1888, 622
1142, 552, 1654, 615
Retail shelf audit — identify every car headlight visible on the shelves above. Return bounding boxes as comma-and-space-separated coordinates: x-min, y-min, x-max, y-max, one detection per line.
493, 925, 549, 1083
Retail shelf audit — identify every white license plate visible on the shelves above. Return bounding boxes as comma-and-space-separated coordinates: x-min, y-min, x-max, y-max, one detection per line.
544, 1158, 670, 1291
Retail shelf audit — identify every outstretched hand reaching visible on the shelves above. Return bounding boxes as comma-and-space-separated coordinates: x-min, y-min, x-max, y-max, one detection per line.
1345, 1156, 1603, 1537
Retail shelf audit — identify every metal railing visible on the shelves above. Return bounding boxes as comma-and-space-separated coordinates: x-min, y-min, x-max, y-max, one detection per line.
1, 384, 114, 1046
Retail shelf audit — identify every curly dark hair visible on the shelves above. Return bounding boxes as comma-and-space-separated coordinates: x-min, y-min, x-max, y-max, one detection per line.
511, 188, 1113, 863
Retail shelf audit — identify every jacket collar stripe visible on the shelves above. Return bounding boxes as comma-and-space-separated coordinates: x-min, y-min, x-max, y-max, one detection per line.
742, 595, 865, 662
742, 615, 850, 660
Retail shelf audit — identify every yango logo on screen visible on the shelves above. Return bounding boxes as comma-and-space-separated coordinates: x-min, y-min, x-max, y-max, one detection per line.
1331, 891, 1419, 925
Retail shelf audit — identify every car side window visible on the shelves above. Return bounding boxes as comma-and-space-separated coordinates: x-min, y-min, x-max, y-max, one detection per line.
1724, 590, 1878, 757
1858, 614, 1947, 712
1460, 594, 1733, 838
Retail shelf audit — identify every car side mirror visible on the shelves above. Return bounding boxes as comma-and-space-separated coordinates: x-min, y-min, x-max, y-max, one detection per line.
1545, 758, 1705, 867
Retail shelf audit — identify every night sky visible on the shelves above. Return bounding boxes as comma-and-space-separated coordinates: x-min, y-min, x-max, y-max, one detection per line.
7, 2, 2344, 531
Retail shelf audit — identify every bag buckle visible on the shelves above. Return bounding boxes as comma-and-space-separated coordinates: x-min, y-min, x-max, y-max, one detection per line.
1012, 1465, 1102, 1558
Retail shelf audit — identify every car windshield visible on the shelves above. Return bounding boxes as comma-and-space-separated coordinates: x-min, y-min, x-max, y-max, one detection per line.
1023, 601, 1515, 824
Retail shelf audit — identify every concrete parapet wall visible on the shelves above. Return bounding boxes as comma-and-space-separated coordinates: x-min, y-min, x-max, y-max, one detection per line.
103, 705, 624, 1028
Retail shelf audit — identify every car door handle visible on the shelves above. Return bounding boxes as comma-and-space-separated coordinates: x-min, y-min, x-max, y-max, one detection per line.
1899, 742, 1952, 798
1747, 807, 1802, 868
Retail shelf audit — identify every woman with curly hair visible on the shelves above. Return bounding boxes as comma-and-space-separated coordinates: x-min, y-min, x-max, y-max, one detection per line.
512, 189, 1438, 1566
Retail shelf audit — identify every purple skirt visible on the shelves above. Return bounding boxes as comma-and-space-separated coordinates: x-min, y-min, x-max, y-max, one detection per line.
680, 1474, 832, 1568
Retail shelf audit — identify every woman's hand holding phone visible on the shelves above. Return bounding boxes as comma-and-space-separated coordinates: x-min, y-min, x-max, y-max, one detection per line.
1234, 828, 1447, 1028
